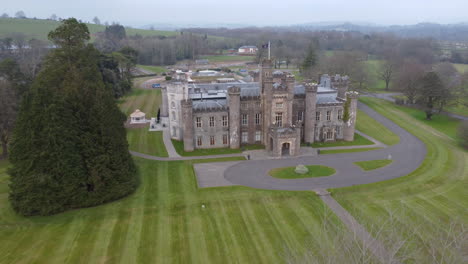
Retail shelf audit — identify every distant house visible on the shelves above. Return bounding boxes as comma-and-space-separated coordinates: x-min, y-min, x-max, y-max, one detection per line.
238, 45, 258, 55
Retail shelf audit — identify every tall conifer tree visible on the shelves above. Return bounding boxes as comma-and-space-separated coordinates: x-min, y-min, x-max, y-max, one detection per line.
9, 18, 137, 216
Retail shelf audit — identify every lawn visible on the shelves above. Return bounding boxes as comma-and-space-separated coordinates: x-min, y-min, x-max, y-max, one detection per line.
137, 65, 167, 74
309, 133, 373, 148
452, 63, 468, 73
353, 159, 393, 171
269, 165, 336, 179
364, 60, 388, 92
0, 18, 176, 41
356, 109, 400, 145
172, 140, 264, 156
319, 147, 382, 155
332, 97, 468, 262
127, 129, 168, 157
0, 156, 358, 263
118, 83, 161, 118
200, 55, 255, 62
359, 97, 461, 140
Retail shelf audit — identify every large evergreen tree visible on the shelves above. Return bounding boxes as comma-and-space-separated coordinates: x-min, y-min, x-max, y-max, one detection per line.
8, 18, 137, 216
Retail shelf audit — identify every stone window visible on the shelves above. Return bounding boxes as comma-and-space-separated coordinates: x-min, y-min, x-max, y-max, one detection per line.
255, 113, 261, 125
242, 114, 248, 126
275, 112, 283, 127
338, 110, 343, 120
336, 126, 341, 135
326, 111, 331, 121
172, 111, 176, 121
316, 111, 320, 121
255, 131, 261, 141
242, 132, 248, 143
197, 136, 202, 146
209, 116, 215, 127
297, 111, 303, 122
210, 136, 215, 145
276, 102, 283, 108
223, 134, 228, 145
171, 101, 175, 108
326, 130, 333, 139
222, 116, 228, 127
196, 117, 202, 128
256, 102, 261, 108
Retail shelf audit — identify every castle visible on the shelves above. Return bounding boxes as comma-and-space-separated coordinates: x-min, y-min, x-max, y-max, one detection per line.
159, 60, 358, 157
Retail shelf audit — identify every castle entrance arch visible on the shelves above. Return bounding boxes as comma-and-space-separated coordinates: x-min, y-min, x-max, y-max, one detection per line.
281, 142, 290, 156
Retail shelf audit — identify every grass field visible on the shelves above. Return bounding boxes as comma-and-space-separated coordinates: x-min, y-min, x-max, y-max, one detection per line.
356, 109, 400, 145
332, 97, 467, 261
200, 55, 255, 62
353, 159, 393, 171
320, 147, 382, 155
453, 63, 468, 73
364, 60, 387, 92
137, 65, 167, 74
310, 133, 373, 148
126, 129, 168, 157
360, 97, 462, 141
269, 165, 336, 179
0, 156, 358, 263
0, 18, 176, 41
118, 84, 161, 118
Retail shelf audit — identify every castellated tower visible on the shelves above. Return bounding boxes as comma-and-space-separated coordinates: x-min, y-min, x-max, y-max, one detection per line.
228, 86, 241, 149
332, 75, 350, 100
181, 99, 194, 152
343, 91, 359, 141
285, 73, 295, 127
261, 59, 274, 147
304, 82, 318, 143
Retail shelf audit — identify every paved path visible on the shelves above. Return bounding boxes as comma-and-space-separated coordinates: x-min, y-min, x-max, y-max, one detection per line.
316, 190, 400, 264
162, 129, 181, 158
223, 102, 427, 190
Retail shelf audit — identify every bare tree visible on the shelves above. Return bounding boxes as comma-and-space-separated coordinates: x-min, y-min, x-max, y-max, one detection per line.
284, 207, 467, 264
378, 60, 396, 91
14, 11, 26, 19
49, 14, 58, 21
1, 13, 9, 18
92, 16, 101, 25
395, 60, 427, 104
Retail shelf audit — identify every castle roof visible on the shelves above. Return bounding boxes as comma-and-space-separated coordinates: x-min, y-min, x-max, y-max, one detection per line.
192, 99, 227, 111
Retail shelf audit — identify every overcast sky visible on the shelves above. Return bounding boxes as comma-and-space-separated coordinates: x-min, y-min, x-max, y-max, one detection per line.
2, 0, 467, 27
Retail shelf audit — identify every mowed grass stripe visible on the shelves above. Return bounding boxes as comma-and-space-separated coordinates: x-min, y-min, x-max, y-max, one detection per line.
262, 197, 306, 256
211, 196, 249, 263
236, 198, 277, 263
155, 162, 172, 263
137, 160, 160, 263
200, 202, 231, 263
104, 203, 135, 263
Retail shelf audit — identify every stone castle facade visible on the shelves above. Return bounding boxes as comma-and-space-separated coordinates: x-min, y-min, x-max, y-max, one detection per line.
159, 60, 358, 157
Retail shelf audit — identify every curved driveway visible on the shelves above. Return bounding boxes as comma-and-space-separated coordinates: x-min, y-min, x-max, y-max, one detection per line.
224, 102, 427, 190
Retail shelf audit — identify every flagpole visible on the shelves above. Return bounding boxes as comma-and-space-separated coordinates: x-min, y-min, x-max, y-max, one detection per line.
268, 41, 271, 60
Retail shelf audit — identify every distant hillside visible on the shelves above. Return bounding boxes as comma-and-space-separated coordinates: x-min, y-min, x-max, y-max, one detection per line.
292, 22, 468, 42
0, 18, 177, 41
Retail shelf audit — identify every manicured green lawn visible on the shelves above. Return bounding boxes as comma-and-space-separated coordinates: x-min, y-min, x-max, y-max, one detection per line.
332, 97, 468, 262
452, 63, 468, 73
269, 165, 336, 179
353, 159, 393, 171
127, 129, 168, 157
118, 84, 161, 118
359, 97, 461, 140
171, 140, 263, 156
200, 55, 255, 62
309, 133, 373, 148
0, 156, 354, 263
356, 109, 400, 145
137, 65, 167, 74
319, 147, 382, 154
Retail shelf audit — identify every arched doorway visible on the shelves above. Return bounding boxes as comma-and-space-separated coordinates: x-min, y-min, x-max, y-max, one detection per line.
281, 142, 290, 156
